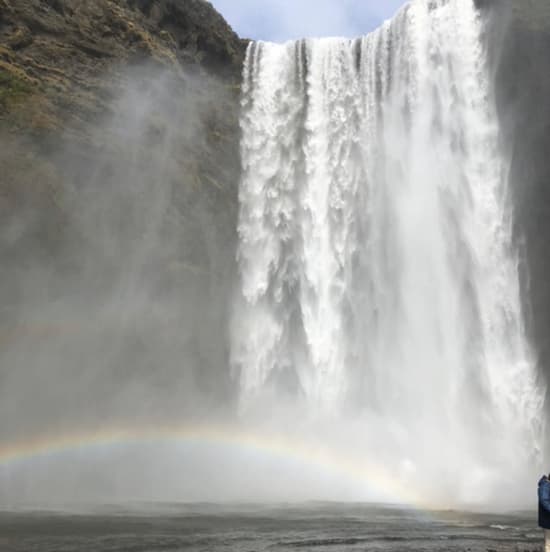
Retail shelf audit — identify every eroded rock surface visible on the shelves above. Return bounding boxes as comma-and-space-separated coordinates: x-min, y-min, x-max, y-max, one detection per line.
0, 0, 248, 428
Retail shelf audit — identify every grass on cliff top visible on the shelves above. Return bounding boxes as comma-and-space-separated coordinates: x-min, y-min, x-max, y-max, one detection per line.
0, 70, 33, 111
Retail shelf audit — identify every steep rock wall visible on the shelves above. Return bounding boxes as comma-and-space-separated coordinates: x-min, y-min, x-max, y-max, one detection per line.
0, 0, 248, 434
487, 0, 550, 407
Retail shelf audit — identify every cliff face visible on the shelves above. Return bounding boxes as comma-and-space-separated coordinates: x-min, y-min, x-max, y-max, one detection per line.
0, 0, 245, 131
0, 0, 246, 267
487, 0, 550, 402
0, 0, 248, 432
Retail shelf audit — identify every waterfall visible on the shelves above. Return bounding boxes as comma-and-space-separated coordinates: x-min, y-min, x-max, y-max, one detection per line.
232, 0, 543, 503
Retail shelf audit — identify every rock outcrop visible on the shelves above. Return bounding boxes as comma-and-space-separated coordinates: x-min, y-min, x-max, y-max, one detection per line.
489, 0, 550, 402
0, 0, 248, 426
0, 0, 247, 266
0, 0, 245, 129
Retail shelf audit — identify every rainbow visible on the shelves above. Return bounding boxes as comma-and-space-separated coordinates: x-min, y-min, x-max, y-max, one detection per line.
0, 423, 437, 510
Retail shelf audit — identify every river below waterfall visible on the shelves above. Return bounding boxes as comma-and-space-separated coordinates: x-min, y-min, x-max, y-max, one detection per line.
0, 504, 542, 552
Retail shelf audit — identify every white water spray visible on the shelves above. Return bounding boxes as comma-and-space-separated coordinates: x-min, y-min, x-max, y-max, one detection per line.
232, 0, 543, 505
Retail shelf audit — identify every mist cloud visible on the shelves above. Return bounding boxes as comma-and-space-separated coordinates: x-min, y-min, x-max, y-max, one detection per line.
0, 64, 240, 447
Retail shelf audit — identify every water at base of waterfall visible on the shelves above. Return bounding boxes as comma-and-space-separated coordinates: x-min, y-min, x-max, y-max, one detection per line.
0, 504, 541, 552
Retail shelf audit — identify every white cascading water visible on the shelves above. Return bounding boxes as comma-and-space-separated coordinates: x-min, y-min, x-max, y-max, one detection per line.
232, 0, 544, 504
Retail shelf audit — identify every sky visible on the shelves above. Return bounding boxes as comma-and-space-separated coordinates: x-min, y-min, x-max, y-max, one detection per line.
210, 0, 409, 43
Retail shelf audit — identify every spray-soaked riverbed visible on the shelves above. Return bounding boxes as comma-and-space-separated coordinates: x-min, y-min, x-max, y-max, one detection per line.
0, 504, 541, 552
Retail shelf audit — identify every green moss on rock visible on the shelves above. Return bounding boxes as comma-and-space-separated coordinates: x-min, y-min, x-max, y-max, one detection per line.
0, 69, 33, 111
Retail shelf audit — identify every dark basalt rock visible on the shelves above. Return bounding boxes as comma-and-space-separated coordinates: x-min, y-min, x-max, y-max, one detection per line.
128, 0, 248, 74
0, 0, 248, 419
0, 0, 247, 131
0, 0, 247, 274
487, 0, 550, 414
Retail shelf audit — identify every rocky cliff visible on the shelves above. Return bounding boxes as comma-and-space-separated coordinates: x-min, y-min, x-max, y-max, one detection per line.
0, 0, 246, 241
487, 0, 550, 406
0, 0, 248, 431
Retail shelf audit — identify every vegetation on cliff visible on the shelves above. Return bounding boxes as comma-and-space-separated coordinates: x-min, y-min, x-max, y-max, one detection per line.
0, 0, 247, 271
0, 0, 248, 434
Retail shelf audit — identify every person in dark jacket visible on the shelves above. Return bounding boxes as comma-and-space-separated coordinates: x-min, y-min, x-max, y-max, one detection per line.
538, 474, 550, 551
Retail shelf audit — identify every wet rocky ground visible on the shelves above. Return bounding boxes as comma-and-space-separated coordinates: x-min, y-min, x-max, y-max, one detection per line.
0, 503, 544, 551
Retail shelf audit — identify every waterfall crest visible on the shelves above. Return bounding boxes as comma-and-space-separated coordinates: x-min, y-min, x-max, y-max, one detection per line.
232, 0, 543, 503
